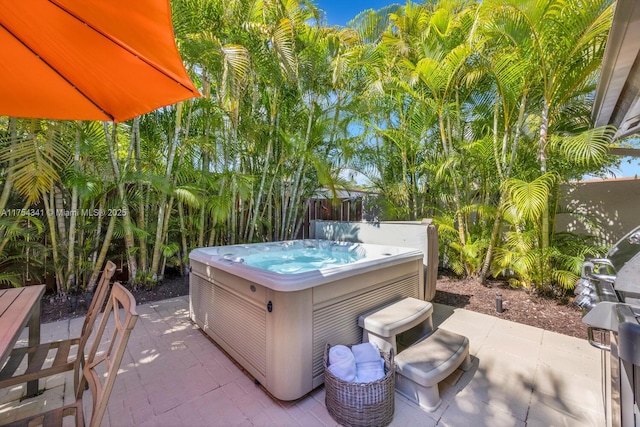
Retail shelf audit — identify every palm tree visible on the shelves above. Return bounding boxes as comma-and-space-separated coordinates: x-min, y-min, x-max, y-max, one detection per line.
0, 119, 70, 293
477, 0, 614, 289
0, 0, 621, 296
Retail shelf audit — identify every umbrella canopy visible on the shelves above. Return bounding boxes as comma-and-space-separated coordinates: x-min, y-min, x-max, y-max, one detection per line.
0, 0, 200, 122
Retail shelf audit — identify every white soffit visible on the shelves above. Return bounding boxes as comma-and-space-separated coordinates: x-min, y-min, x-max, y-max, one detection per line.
592, 0, 640, 141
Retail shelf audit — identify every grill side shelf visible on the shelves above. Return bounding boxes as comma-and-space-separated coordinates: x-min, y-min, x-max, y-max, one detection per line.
583, 302, 640, 333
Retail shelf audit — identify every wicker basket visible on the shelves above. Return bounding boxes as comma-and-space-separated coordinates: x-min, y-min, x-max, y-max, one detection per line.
323, 343, 395, 427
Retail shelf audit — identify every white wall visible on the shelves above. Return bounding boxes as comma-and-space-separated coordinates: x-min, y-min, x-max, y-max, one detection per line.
557, 177, 640, 246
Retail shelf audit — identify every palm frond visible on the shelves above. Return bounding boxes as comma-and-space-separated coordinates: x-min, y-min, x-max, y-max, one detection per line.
503, 173, 556, 222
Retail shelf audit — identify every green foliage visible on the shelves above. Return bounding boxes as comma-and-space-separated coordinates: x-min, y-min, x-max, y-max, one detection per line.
0, 121, 70, 204
503, 173, 556, 222
0, 0, 619, 299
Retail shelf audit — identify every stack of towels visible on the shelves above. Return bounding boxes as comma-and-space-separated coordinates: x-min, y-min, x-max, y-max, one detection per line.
328, 342, 385, 383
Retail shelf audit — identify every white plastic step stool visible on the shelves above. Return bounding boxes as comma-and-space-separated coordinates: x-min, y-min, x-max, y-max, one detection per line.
394, 328, 472, 411
358, 297, 433, 354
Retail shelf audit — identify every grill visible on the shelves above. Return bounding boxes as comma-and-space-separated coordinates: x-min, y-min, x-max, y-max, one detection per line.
576, 226, 640, 427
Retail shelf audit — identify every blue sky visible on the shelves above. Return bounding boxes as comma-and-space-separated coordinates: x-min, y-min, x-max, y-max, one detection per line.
314, 1, 400, 26
608, 150, 640, 179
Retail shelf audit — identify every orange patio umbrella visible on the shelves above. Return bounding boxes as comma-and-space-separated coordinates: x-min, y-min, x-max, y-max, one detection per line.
0, 0, 200, 122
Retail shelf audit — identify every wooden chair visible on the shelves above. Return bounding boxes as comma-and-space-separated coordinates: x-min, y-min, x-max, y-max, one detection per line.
0, 261, 117, 394
1, 282, 138, 427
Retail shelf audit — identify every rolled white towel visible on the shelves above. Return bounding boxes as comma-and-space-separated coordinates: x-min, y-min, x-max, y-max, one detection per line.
355, 359, 385, 383
352, 342, 385, 383
351, 342, 381, 363
328, 345, 356, 382
329, 345, 352, 365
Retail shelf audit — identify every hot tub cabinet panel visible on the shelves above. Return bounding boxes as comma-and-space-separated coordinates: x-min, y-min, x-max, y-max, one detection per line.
189, 240, 423, 401
189, 273, 268, 380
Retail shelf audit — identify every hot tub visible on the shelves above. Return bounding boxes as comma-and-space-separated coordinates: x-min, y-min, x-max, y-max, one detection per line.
189, 239, 424, 400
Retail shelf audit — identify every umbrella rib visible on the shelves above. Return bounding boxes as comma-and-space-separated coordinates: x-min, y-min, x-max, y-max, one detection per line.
49, 0, 198, 94
0, 20, 116, 121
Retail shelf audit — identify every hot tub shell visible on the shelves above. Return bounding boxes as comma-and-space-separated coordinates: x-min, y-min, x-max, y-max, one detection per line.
189, 240, 424, 400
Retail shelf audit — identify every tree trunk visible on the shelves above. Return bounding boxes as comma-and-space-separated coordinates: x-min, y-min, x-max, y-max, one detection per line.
43, 193, 64, 295
0, 118, 18, 250
157, 195, 175, 281
133, 118, 148, 279
492, 98, 504, 181
0, 118, 17, 217
104, 122, 138, 286
53, 186, 67, 246
285, 98, 315, 239
438, 113, 466, 249
90, 196, 106, 268
150, 103, 183, 281
86, 212, 117, 291
538, 99, 550, 252
248, 90, 278, 242
478, 91, 528, 283
66, 124, 81, 293
177, 200, 189, 276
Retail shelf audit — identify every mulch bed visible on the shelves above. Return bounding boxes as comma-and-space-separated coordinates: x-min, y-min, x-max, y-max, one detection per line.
41, 275, 189, 324
434, 274, 586, 339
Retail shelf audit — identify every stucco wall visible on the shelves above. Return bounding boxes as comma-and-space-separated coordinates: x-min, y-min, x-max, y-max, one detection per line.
557, 177, 640, 246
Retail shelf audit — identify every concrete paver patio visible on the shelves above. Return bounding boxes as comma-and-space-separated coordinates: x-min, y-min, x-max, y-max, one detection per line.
0, 296, 605, 426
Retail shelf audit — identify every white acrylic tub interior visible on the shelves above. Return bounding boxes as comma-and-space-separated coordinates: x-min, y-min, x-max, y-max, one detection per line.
189, 239, 421, 291
189, 239, 424, 400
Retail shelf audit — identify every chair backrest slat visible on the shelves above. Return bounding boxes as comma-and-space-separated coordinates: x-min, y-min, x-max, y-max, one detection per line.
73, 260, 117, 395
81, 260, 117, 337
78, 282, 138, 427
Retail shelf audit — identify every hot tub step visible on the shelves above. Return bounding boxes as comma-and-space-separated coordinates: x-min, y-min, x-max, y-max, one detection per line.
358, 297, 433, 353
394, 328, 472, 412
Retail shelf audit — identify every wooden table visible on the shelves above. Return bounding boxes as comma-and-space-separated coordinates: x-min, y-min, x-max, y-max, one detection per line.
0, 285, 46, 396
